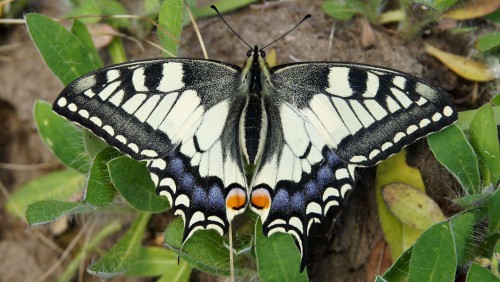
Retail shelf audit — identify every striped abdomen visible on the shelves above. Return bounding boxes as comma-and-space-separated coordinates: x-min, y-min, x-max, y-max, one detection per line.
239, 94, 267, 165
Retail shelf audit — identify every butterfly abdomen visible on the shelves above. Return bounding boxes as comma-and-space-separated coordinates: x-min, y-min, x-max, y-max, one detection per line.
240, 93, 268, 165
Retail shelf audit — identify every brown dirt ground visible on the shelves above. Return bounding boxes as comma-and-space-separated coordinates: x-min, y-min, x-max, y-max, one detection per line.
0, 0, 492, 281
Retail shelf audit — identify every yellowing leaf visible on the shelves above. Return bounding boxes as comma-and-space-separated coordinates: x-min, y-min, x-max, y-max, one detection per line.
443, 0, 500, 20
424, 43, 496, 82
382, 183, 446, 230
376, 150, 428, 261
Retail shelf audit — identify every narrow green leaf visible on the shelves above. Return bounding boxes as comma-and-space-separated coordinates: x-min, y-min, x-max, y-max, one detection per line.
34, 100, 91, 173
489, 188, 500, 232
26, 200, 94, 226
450, 212, 476, 265
85, 147, 121, 206
157, 260, 191, 282
187, 0, 258, 23
6, 170, 85, 219
95, 0, 130, 28
428, 124, 481, 194
382, 246, 413, 282
88, 213, 151, 278
164, 218, 249, 277
126, 247, 192, 279
477, 32, 500, 52
59, 221, 121, 282
70, 20, 103, 68
158, 0, 183, 57
470, 104, 500, 185
66, 0, 101, 23
255, 220, 309, 282
408, 222, 457, 282
108, 156, 169, 212
466, 263, 500, 282
26, 13, 101, 85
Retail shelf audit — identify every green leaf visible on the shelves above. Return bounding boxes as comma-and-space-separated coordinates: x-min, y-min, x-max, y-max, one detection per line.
85, 147, 121, 206
255, 220, 309, 282
470, 104, 500, 185
456, 106, 500, 132
83, 130, 109, 160
450, 212, 476, 265
6, 170, 85, 219
466, 263, 500, 282
25, 200, 94, 226
88, 213, 151, 278
322, 1, 357, 20
70, 20, 103, 68
489, 188, 500, 232
477, 32, 500, 52
164, 218, 248, 276
382, 246, 412, 281
428, 124, 481, 194
408, 221, 457, 282
34, 100, 91, 173
158, 0, 183, 57
492, 94, 500, 105
66, 0, 101, 23
59, 221, 121, 282
108, 156, 169, 212
26, 13, 101, 85
413, 0, 459, 12
157, 261, 191, 282
95, 0, 130, 28
126, 247, 192, 280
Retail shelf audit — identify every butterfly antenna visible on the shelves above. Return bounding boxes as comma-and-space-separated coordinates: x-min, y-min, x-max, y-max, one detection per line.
211, 5, 252, 50
260, 14, 311, 51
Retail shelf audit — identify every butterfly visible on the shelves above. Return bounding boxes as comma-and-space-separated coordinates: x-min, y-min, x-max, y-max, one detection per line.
52, 22, 457, 271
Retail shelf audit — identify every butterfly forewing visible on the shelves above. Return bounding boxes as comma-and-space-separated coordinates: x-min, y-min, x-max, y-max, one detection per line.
270, 62, 458, 167
53, 58, 249, 240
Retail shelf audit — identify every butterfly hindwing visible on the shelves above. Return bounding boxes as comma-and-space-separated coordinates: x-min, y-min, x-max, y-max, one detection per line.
250, 101, 355, 270
53, 59, 248, 241
271, 62, 458, 167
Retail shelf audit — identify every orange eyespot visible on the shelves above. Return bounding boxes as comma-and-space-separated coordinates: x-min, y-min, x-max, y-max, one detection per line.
251, 188, 271, 210
226, 188, 247, 210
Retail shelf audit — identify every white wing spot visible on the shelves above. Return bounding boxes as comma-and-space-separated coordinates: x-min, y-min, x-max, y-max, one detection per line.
128, 143, 139, 153
90, 116, 102, 127
391, 88, 412, 108
443, 106, 453, 117
109, 90, 125, 106
322, 187, 339, 201
116, 135, 127, 144
175, 194, 190, 208
158, 62, 185, 92
98, 81, 120, 101
335, 168, 349, 179
57, 97, 67, 107
159, 178, 176, 193
362, 72, 379, 98
381, 142, 393, 151
132, 67, 148, 92
432, 112, 442, 122
289, 217, 304, 232
394, 132, 406, 143
406, 125, 418, 135
122, 94, 147, 114
416, 97, 428, 106
386, 96, 401, 113
151, 159, 166, 170
350, 155, 367, 163
189, 211, 206, 227
141, 150, 158, 157
364, 100, 387, 120
392, 76, 406, 89
150, 173, 159, 186
159, 190, 173, 206
103, 125, 115, 136
419, 119, 431, 128
340, 184, 352, 198
107, 69, 120, 82
306, 202, 322, 215
78, 109, 89, 118
369, 149, 380, 160
68, 103, 77, 112
84, 89, 95, 98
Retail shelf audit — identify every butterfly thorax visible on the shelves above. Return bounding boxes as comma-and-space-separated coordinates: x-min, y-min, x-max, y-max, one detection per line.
239, 46, 270, 165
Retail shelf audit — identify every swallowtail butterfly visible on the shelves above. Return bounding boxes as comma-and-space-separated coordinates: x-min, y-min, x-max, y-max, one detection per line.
52, 15, 457, 271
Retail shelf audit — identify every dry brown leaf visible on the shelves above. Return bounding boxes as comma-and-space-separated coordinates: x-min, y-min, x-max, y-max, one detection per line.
443, 0, 500, 20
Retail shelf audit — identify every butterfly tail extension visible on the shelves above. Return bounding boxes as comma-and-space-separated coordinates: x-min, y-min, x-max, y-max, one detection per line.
252, 147, 354, 271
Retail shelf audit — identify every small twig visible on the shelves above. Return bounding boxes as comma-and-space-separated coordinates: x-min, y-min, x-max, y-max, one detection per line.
185, 1, 208, 59
0, 161, 59, 171
229, 223, 235, 282
0, 18, 25, 24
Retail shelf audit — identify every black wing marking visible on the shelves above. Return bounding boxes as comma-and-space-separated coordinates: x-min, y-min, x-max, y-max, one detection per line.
53, 58, 241, 160
250, 101, 354, 271
53, 59, 248, 241
270, 62, 458, 167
